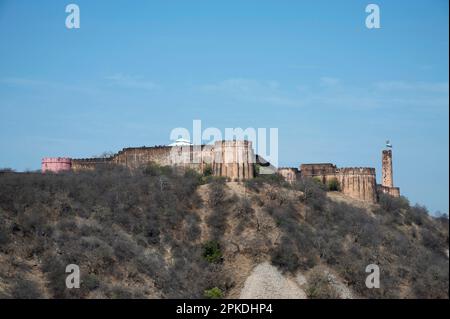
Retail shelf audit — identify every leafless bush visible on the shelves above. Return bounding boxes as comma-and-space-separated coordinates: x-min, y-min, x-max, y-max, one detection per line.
306, 269, 340, 299
10, 278, 44, 299
208, 178, 226, 207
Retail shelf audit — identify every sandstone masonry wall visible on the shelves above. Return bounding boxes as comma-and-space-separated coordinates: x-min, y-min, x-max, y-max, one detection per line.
213, 140, 254, 180
48, 143, 401, 203
278, 168, 299, 183
377, 185, 400, 197
334, 168, 377, 203
71, 140, 255, 180
71, 158, 112, 171
42, 157, 72, 173
300, 165, 377, 203
299, 163, 337, 178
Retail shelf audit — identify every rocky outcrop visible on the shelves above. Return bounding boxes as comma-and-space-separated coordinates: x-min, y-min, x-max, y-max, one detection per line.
239, 262, 307, 299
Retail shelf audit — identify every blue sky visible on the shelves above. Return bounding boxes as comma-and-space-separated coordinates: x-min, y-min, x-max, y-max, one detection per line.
0, 0, 448, 214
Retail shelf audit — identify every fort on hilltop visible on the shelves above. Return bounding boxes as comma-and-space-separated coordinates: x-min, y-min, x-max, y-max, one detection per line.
42, 140, 400, 203
42, 140, 256, 181
278, 146, 401, 203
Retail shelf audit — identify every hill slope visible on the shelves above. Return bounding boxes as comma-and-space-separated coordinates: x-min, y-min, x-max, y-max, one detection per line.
0, 166, 448, 299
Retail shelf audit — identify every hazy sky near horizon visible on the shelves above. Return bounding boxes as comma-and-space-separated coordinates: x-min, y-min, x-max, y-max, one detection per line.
0, 0, 448, 214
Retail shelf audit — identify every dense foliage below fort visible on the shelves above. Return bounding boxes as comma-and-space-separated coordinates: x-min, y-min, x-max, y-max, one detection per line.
0, 166, 448, 299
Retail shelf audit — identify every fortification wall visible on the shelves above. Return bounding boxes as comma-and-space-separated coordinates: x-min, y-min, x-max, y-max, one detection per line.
71, 158, 112, 171
300, 163, 337, 178
377, 185, 400, 198
172, 144, 215, 173
334, 168, 377, 203
213, 140, 255, 180
72, 146, 208, 173
43, 144, 401, 203
42, 157, 72, 173
278, 167, 299, 183
70, 140, 255, 180
112, 146, 173, 168
301, 164, 377, 203
43, 141, 405, 205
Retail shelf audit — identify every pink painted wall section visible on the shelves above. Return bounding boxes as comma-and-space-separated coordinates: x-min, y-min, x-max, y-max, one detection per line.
41, 157, 72, 173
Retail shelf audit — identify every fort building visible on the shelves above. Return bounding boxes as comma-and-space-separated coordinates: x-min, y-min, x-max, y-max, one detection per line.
276, 148, 400, 203
45, 140, 255, 181
42, 140, 401, 203
298, 164, 378, 203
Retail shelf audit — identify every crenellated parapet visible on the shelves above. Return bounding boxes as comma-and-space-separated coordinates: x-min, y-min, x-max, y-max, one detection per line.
299, 164, 377, 203
43, 141, 401, 202
299, 163, 337, 177
51, 140, 255, 180
41, 157, 72, 173
377, 185, 400, 197
336, 167, 376, 175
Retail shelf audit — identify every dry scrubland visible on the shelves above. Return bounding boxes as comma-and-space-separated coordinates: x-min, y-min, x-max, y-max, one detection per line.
0, 165, 448, 299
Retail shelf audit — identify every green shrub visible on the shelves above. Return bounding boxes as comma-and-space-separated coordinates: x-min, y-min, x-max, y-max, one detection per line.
244, 173, 286, 192
312, 176, 321, 183
183, 168, 202, 181
143, 163, 173, 176
202, 240, 222, 263
83, 274, 100, 291
327, 178, 340, 191
204, 287, 223, 299
203, 164, 213, 176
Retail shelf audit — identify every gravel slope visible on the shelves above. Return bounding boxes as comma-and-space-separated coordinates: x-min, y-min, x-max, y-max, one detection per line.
239, 262, 307, 299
